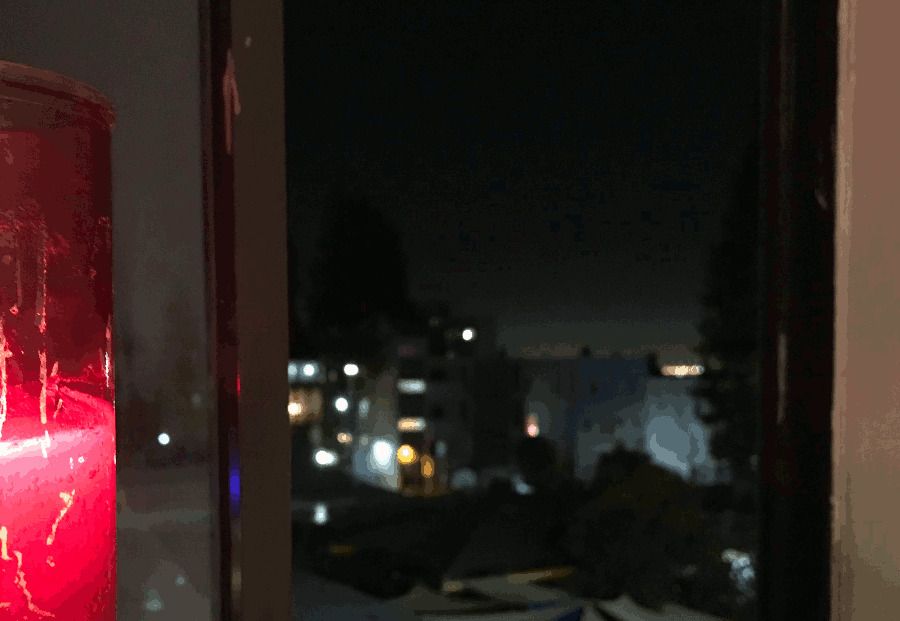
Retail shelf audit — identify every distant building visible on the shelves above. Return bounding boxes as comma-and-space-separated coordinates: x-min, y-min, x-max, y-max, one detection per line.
520, 354, 721, 483
385, 312, 522, 489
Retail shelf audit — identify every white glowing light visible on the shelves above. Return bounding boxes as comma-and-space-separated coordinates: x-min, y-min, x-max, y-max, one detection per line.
157, 432, 171, 446
525, 413, 540, 438
334, 396, 350, 412
288, 399, 304, 425
721, 548, 756, 595
144, 589, 164, 612
313, 448, 338, 467
313, 502, 330, 525
302, 363, 316, 377
660, 364, 705, 378
343, 363, 359, 377
462, 327, 476, 342
359, 398, 370, 417
336, 432, 353, 444
288, 361, 299, 381
397, 378, 426, 394
371, 440, 393, 468
513, 474, 535, 496
397, 417, 426, 432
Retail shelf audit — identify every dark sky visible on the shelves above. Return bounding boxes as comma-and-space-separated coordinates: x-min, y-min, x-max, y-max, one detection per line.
285, 1, 761, 359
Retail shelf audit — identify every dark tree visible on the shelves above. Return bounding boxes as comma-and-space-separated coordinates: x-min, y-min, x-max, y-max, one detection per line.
515, 436, 558, 489
304, 193, 414, 363
694, 143, 761, 507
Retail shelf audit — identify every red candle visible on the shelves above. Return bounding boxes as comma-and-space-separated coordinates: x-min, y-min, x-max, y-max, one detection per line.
1, 62, 115, 620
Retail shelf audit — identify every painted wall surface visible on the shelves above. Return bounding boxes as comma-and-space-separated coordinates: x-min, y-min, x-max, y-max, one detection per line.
1, 2, 214, 618
230, 0, 292, 615
833, 0, 900, 617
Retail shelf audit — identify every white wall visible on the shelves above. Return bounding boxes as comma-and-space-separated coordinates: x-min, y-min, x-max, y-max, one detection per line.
833, 0, 900, 617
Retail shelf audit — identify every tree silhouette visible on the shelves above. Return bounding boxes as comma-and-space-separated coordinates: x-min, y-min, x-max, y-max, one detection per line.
694, 143, 761, 508
303, 193, 414, 363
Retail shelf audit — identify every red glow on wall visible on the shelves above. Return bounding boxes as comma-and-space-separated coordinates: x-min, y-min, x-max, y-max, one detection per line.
0, 63, 115, 620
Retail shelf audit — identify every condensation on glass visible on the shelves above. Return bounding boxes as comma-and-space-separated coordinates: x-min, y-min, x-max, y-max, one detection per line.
0, 61, 115, 620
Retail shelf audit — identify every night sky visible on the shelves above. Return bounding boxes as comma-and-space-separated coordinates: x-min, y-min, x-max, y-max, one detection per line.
285, 1, 761, 358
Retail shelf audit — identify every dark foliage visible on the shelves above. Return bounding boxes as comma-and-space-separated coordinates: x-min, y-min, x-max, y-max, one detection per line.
299, 193, 415, 366
694, 143, 761, 507
514, 436, 559, 489
568, 448, 755, 619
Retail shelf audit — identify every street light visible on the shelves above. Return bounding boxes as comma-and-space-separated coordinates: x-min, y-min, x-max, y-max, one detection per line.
371, 440, 394, 469
397, 444, 418, 466
343, 362, 360, 377
313, 449, 338, 468
334, 396, 350, 413
462, 327, 476, 342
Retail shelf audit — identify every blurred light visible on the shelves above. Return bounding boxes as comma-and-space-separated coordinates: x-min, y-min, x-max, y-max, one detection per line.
313, 502, 330, 525
660, 364, 705, 378
450, 468, 477, 490
175, 575, 186, 587
397, 444, 418, 465
435, 440, 447, 458
336, 432, 353, 445
525, 413, 540, 438
288, 361, 299, 381
334, 396, 350, 412
157, 432, 170, 446
302, 363, 317, 377
398, 344, 419, 358
343, 363, 359, 377
329, 543, 355, 556
144, 588, 164, 612
462, 327, 476, 342
359, 398, 370, 417
229, 465, 241, 512
287, 400, 302, 420
397, 417, 426, 432
397, 378, 426, 394
371, 440, 393, 468
722, 548, 755, 596
512, 474, 535, 496
313, 449, 338, 468
421, 455, 435, 478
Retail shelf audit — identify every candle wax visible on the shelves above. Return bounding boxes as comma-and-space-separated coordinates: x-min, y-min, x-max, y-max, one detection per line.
0, 384, 115, 620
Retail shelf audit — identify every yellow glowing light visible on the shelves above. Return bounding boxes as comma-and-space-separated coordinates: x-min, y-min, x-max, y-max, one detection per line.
328, 543, 355, 556
397, 444, 417, 466
660, 364, 705, 378
336, 432, 353, 445
397, 417, 426, 432
421, 455, 435, 479
287, 400, 304, 425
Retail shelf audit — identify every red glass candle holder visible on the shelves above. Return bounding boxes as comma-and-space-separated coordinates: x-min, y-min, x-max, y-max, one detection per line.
0, 62, 115, 620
